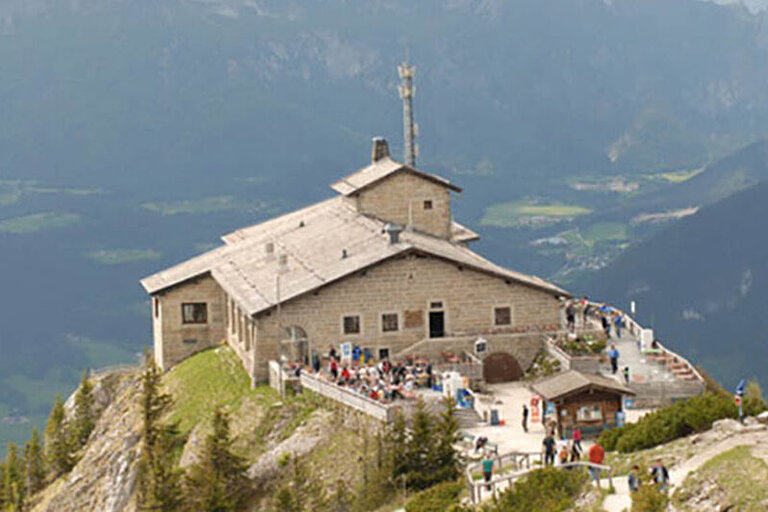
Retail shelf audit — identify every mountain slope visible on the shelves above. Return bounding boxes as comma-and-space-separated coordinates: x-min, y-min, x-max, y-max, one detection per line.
576, 179, 768, 389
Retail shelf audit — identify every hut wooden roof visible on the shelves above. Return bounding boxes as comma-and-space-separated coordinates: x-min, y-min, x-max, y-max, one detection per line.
531, 370, 636, 401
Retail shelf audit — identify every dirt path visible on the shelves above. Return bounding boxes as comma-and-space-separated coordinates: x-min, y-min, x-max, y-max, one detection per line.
601, 428, 767, 512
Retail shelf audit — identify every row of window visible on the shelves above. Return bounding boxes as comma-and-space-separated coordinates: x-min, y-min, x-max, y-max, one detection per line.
180, 303, 514, 332
341, 306, 513, 335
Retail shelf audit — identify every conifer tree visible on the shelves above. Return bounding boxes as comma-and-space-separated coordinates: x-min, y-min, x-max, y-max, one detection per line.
184, 409, 249, 512
24, 429, 45, 497
431, 397, 461, 484
405, 399, 434, 490
0, 462, 5, 509
387, 410, 408, 481
136, 352, 183, 511
44, 394, 73, 478
273, 455, 328, 512
71, 370, 96, 451
3, 443, 25, 512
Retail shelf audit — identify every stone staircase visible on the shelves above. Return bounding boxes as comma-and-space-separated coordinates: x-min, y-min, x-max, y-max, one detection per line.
454, 406, 483, 428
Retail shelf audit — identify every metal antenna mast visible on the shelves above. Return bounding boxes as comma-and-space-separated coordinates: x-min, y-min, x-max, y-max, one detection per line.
398, 60, 417, 167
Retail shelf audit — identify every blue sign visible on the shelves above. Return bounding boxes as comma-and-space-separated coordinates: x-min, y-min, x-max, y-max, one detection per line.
624, 397, 635, 410
615, 411, 626, 427
546, 401, 556, 415
736, 379, 745, 396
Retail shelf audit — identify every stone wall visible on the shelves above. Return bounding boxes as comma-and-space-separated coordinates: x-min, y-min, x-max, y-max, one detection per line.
251, 254, 560, 381
153, 274, 225, 369
354, 171, 452, 238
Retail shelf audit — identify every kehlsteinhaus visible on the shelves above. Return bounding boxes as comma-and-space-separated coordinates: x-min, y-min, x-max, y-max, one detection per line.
141, 138, 569, 384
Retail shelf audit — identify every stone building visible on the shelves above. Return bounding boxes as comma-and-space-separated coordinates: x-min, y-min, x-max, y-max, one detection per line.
141, 138, 569, 384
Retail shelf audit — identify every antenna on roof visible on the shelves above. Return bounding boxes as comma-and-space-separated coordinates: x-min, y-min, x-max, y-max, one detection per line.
398, 53, 417, 167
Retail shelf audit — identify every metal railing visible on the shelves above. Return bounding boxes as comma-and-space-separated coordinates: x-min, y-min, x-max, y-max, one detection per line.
465, 450, 613, 504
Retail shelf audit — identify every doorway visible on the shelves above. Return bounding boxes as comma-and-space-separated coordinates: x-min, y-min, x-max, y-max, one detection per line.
429, 311, 445, 338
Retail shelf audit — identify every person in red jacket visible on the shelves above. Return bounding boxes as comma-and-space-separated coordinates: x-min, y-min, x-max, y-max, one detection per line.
588, 441, 605, 487
572, 427, 583, 453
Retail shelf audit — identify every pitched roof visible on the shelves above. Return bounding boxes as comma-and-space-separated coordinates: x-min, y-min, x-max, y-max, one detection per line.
141, 197, 568, 315
531, 370, 635, 401
330, 156, 462, 195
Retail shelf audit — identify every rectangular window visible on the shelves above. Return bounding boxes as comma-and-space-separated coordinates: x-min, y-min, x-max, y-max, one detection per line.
576, 405, 602, 421
494, 306, 512, 326
429, 301, 443, 310
382, 313, 399, 332
423, 200, 433, 210
182, 303, 208, 324
343, 315, 361, 335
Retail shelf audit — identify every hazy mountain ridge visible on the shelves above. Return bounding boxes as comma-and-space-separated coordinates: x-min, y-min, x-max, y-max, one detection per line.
3, 0, 768, 445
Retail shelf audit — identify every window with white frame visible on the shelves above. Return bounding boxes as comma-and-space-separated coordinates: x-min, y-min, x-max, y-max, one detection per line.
181, 303, 207, 324
576, 405, 602, 421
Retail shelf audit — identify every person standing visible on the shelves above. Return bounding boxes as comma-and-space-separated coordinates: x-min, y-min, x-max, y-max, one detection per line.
588, 440, 605, 488
628, 465, 641, 493
622, 366, 631, 384
481, 451, 494, 491
651, 459, 669, 491
542, 432, 556, 466
572, 427, 582, 453
601, 314, 611, 338
614, 313, 624, 338
566, 302, 576, 332
522, 404, 529, 433
570, 440, 581, 463
608, 344, 620, 375
579, 296, 589, 326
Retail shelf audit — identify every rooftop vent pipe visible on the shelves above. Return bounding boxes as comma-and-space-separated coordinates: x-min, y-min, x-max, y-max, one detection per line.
384, 223, 403, 244
371, 137, 389, 163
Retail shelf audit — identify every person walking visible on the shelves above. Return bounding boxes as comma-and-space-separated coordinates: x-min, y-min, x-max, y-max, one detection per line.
542, 432, 556, 467
588, 440, 605, 488
522, 404, 529, 433
570, 439, 581, 463
481, 451, 494, 491
628, 465, 641, 493
614, 312, 624, 338
608, 344, 620, 375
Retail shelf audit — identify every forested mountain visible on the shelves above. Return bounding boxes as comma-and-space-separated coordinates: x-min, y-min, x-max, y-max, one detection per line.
3, 0, 768, 445
576, 178, 768, 390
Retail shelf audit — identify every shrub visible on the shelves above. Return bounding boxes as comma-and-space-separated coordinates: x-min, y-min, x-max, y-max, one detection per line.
743, 380, 768, 417
405, 481, 463, 512
481, 468, 587, 512
598, 392, 737, 453
631, 484, 669, 512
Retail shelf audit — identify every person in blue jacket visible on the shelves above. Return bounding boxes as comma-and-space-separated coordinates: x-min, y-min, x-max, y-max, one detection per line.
608, 344, 620, 374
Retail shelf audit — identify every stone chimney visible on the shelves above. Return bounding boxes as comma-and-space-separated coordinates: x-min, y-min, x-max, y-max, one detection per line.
371, 137, 389, 163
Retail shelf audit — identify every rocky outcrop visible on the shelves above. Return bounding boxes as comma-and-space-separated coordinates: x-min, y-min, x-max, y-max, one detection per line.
32, 371, 143, 512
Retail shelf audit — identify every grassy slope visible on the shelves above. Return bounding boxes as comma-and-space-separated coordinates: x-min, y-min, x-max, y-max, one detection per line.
673, 445, 768, 510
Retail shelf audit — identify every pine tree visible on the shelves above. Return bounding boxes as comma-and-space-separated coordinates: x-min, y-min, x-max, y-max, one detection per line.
0, 461, 5, 510
431, 397, 461, 484
71, 370, 96, 451
184, 409, 249, 512
387, 410, 408, 481
273, 455, 328, 512
3, 443, 25, 512
44, 394, 73, 478
136, 352, 183, 511
24, 429, 45, 497
405, 399, 434, 490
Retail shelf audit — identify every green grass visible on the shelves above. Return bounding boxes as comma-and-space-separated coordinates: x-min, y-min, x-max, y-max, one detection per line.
164, 346, 278, 435
480, 200, 592, 227
141, 196, 269, 216
85, 248, 162, 265
0, 212, 80, 233
582, 222, 628, 243
673, 445, 768, 510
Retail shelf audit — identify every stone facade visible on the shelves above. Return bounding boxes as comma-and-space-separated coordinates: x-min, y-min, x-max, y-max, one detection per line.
353, 172, 452, 238
152, 274, 225, 369
247, 254, 559, 381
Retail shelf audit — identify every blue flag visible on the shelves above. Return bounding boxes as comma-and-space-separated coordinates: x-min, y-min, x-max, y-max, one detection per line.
735, 379, 745, 396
